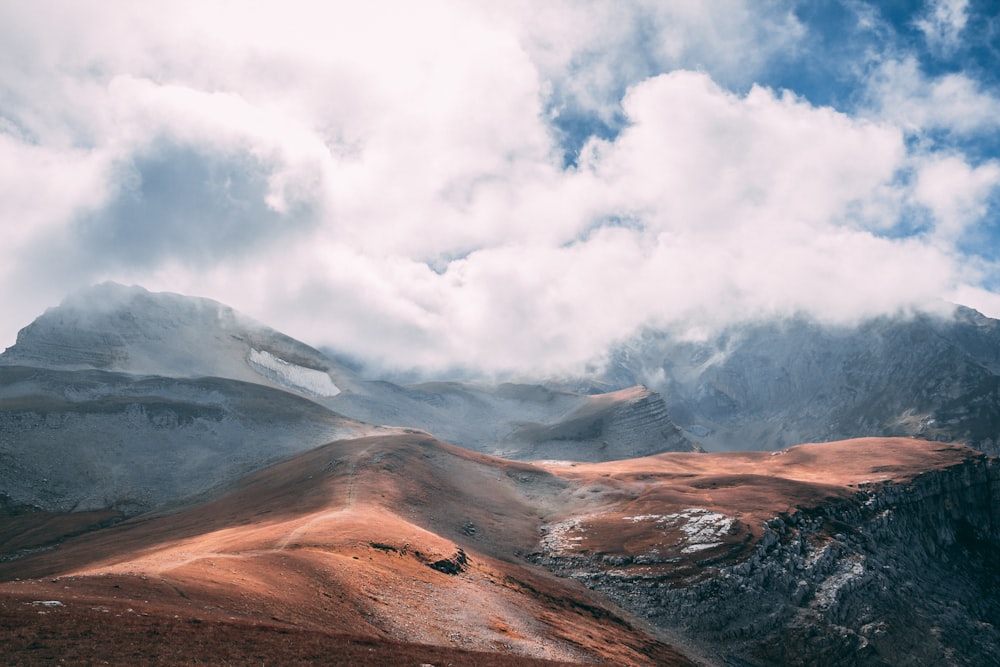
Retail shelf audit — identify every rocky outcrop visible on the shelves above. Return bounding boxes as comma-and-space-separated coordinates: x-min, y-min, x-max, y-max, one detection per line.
601, 389, 695, 457
427, 548, 470, 575
505, 386, 697, 461
532, 455, 1000, 666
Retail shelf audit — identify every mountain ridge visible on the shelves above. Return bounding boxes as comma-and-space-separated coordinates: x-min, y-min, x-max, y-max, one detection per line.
0, 283, 699, 469
1, 282, 359, 396
3, 283, 1000, 664
601, 307, 1000, 453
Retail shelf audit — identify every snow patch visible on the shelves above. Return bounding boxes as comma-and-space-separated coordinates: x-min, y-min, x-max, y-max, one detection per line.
247, 349, 340, 397
540, 519, 585, 552
677, 508, 734, 547
804, 541, 833, 570
624, 508, 734, 554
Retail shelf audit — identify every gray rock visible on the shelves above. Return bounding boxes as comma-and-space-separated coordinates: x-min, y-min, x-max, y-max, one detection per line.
532, 455, 1000, 666
0, 365, 364, 513
602, 308, 1000, 454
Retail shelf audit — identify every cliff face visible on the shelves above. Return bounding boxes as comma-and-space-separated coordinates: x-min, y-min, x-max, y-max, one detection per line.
531, 452, 1000, 666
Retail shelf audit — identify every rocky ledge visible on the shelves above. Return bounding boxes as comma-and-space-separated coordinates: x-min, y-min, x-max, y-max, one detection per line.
531, 449, 1000, 666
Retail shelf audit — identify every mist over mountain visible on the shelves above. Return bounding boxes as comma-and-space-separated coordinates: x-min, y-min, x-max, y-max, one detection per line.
7, 0, 1000, 662
1, 282, 359, 394
600, 307, 1000, 454
2, 283, 1000, 666
0, 284, 697, 515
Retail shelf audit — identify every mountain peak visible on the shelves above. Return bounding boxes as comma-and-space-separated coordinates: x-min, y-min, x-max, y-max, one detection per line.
0, 283, 351, 397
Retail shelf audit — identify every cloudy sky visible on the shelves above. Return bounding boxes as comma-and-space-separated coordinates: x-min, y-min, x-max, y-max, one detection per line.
2, 0, 1000, 375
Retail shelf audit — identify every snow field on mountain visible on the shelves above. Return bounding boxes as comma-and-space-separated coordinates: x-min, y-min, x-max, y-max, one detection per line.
248, 348, 340, 397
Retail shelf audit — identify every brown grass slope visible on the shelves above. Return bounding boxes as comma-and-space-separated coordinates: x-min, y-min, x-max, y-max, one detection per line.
0, 435, 979, 666
0, 433, 692, 666
530, 437, 980, 580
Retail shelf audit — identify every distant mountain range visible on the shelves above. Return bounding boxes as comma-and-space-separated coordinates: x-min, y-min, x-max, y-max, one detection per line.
1, 283, 998, 666
0, 283, 696, 514
3, 282, 999, 521
601, 307, 1000, 454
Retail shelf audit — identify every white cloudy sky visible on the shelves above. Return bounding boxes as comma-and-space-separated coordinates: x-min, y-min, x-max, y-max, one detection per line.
2, 0, 1000, 375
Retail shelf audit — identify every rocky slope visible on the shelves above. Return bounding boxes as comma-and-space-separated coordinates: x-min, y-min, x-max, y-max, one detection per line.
2, 435, 994, 666
503, 385, 697, 461
603, 308, 1000, 453
529, 438, 1000, 666
332, 381, 698, 462
0, 365, 368, 514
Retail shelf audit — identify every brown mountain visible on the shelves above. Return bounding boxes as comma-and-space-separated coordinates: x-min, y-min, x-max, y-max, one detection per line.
2, 434, 996, 665
0, 432, 693, 666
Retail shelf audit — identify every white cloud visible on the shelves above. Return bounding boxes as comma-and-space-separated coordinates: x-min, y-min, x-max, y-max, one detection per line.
1, 1, 998, 376
501, 0, 805, 118
912, 155, 1000, 241
914, 0, 970, 55
177, 71, 970, 374
949, 283, 1000, 320
865, 57, 1000, 135
584, 72, 905, 236
0, 135, 110, 246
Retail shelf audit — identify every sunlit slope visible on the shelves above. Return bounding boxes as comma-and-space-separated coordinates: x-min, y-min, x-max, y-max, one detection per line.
3, 434, 991, 665
0, 433, 693, 666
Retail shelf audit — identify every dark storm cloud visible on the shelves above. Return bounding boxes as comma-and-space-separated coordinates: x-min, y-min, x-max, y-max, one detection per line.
73, 141, 314, 269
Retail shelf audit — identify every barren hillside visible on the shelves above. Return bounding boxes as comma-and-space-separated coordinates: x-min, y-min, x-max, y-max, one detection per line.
3, 435, 996, 665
